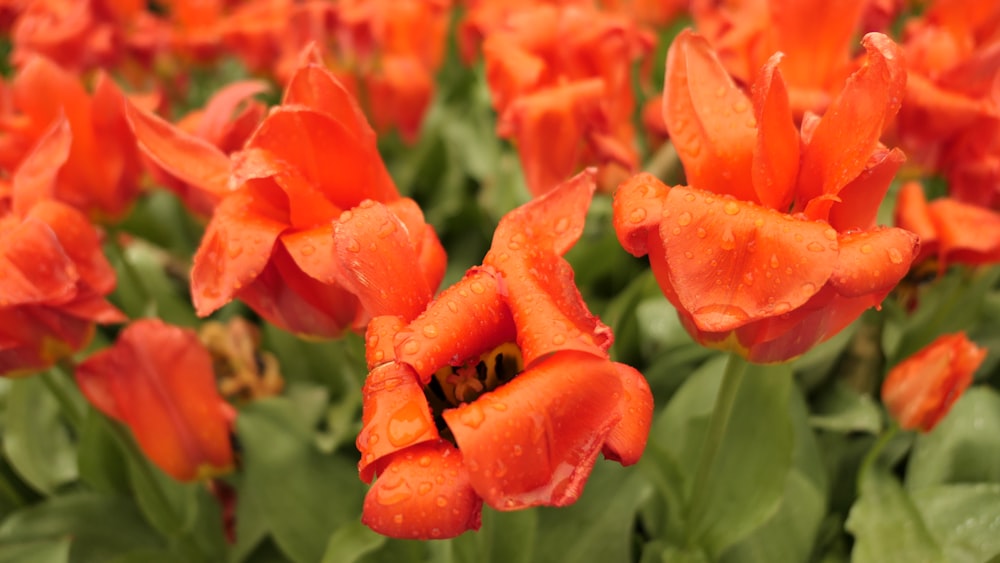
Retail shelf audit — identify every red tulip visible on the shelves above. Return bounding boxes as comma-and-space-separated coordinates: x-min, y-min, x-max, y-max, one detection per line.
350, 170, 653, 539
614, 31, 918, 363
881, 333, 985, 432
0, 116, 124, 376
75, 319, 235, 481
127, 51, 446, 337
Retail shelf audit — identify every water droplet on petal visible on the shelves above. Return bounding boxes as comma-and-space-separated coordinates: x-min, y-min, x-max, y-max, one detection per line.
629, 208, 647, 223
678, 212, 692, 226
802, 282, 816, 296
861, 244, 873, 254
470, 281, 486, 294
770, 254, 780, 269
773, 302, 792, 314
459, 404, 485, 429
346, 238, 361, 253
376, 476, 413, 506
418, 482, 433, 495
696, 227, 707, 239
227, 245, 243, 259
402, 340, 420, 355
554, 217, 570, 233
888, 248, 903, 264
724, 201, 740, 215
387, 402, 430, 447
721, 226, 736, 250
552, 333, 566, 345
824, 228, 838, 241
807, 242, 825, 252
436, 496, 448, 508
422, 325, 438, 338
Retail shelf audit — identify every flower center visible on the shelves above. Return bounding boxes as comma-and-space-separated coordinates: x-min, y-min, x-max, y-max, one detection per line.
424, 342, 524, 440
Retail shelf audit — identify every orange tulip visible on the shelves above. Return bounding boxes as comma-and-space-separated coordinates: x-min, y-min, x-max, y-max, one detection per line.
482, 4, 652, 195
881, 332, 985, 432
75, 319, 235, 481
0, 55, 143, 221
128, 51, 446, 337
0, 117, 124, 376
614, 31, 918, 363
895, 181, 1000, 271
352, 171, 653, 539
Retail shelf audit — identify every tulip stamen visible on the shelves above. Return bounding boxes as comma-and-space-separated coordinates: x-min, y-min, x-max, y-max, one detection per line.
430, 342, 525, 410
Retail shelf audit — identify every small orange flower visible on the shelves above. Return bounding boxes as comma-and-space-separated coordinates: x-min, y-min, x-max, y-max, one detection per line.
0, 117, 124, 376
482, 4, 652, 195
881, 332, 985, 432
614, 31, 918, 363
75, 319, 235, 481
351, 171, 653, 539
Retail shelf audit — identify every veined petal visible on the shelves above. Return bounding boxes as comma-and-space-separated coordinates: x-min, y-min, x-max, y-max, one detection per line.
283, 62, 372, 138
663, 30, 757, 202
444, 351, 623, 510
362, 440, 482, 539
661, 187, 836, 332
280, 225, 336, 283
394, 268, 516, 383
333, 200, 434, 322
356, 362, 439, 483
796, 33, 905, 206
829, 227, 918, 297
25, 200, 116, 294
751, 52, 799, 211
125, 98, 231, 197
365, 315, 406, 369
612, 172, 670, 258
0, 216, 76, 305
194, 80, 269, 141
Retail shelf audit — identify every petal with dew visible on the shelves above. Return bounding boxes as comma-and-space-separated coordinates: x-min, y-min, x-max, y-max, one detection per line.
751, 52, 799, 211
829, 227, 918, 298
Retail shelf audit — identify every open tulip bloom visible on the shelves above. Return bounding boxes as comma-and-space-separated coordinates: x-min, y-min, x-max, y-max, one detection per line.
614, 30, 920, 363
348, 170, 653, 539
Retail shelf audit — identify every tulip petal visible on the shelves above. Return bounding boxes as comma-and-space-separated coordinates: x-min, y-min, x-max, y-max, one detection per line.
394, 269, 516, 383
125, 98, 231, 197
601, 363, 654, 466
191, 181, 287, 316
444, 351, 622, 510
796, 32, 905, 205
662, 30, 757, 202
362, 440, 482, 539
751, 53, 799, 211
825, 147, 905, 230
283, 63, 371, 138
829, 227, 918, 298
661, 186, 836, 332
0, 216, 76, 304
280, 225, 337, 283
894, 182, 937, 263
194, 80, 269, 142
75, 320, 233, 481
612, 172, 670, 258
356, 362, 439, 483
929, 198, 1000, 268
333, 200, 434, 322
365, 316, 406, 369
12, 116, 71, 215
24, 200, 116, 294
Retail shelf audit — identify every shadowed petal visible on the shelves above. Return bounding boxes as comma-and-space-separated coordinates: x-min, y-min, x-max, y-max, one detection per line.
0, 216, 76, 304
444, 351, 623, 510
12, 116, 71, 215
751, 52, 799, 211
612, 172, 669, 257
601, 363, 654, 466
824, 147, 904, 230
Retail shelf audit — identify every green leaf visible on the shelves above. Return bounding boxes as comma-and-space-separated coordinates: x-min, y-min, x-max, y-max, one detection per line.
2, 377, 78, 494
846, 469, 948, 563
320, 520, 387, 563
907, 387, 1000, 488
105, 238, 199, 326
657, 356, 795, 557
0, 538, 69, 563
911, 484, 1000, 563
76, 410, 130, 497
236, 398, 365, 563
808, 381, 883, 435
0, 493, 165, 563
447, 508, 537, 563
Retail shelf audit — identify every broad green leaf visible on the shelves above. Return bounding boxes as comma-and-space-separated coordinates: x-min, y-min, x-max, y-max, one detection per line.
912, 484, 1000, 563
533, 462, 652, 563
237, 398, 364, 563
0, 493, 165, 563
657, 356, 795, 557
105, 238, 199, 326
0, 537, 69, 563
76, 410, 130, 497
448, 508, 537, 563
846, 469, 947, 563
320, 520, 387, 563
907, 387, 1000, 488
2, 377, 77, 494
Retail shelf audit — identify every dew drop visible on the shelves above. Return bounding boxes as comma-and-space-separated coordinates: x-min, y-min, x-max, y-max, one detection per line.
860, 244, 873, 254
422, 325, 438, 338
418, 482, 433, 495
742, 272, 754, 286
346, 238, 361, 253
470, 281, 486, 294
339, 210, 353, 222
802, 282, 816, 295
678, 212, 692, 226
807, 241, 825, 252
720, 227, 735, 250
684, 251, 694, 259
387, 403, 430, 446
696, 227, 707, 239
393, 513, 404, 524
554, 216, 570, 233
824, 228, 838, 241
629, 208, 647, 223
552, 333, 566, 345
732, 99, 749, 113
447, 301, 459, 312
773, 302, 792, 314
769, 254, 780, 269
672, 227, 681, 235
459, 404, 485, 429
887, 248, 903, 264
227, 245, 243, 259
723, 201, 740, 215
684, 192, 696, 202
402, 340, 420, 355
436, 496, 448, 508
376, 477, 413, 506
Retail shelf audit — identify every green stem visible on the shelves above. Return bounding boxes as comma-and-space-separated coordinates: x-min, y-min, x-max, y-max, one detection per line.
643, 140, 683, 184
40, 364, 84, 431
686, 353, 748, 539
857, 423, 901, 492
104, 230, 151, 318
